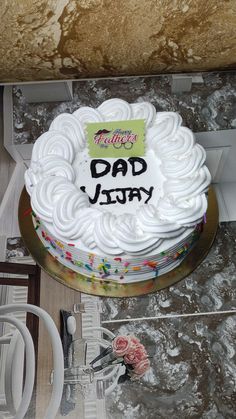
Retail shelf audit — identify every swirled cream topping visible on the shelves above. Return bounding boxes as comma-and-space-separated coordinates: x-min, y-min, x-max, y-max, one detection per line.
25, 99, 211, 256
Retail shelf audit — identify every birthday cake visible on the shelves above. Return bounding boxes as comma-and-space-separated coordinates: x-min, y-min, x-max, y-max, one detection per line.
25, 99, 211, 283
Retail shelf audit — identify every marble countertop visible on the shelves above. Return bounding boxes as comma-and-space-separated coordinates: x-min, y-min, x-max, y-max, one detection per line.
100, 222, 236, 418
11, 71, 236, 418
13, 71, 236, 145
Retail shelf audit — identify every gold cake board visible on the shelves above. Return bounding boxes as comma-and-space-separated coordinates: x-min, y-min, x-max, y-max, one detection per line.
19, 187, 218, 297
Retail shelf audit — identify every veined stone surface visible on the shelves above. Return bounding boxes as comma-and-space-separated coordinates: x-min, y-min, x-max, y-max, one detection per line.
12, 72, 236, 145
101, 222, 236, 319
1, 0, 236, 81
10, 69, 236, 418
105, 315, 236, 418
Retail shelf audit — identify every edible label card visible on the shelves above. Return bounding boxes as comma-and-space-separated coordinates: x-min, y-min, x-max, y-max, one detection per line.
86, 119, 145, 158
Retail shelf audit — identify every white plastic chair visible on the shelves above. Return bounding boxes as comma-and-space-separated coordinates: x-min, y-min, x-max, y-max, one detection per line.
0, 316, 35, 418
1, 329, 25, 415
0, 304, 64, 419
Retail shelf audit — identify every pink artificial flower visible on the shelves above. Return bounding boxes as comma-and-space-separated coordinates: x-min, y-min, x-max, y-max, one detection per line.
133, 358, 150, 377
124, 343, 147, 365
112, 335, 132, 357
130, 336, 140, 348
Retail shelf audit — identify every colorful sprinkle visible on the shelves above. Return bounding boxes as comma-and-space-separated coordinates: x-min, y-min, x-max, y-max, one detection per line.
114, 257, 122, 262
66, 251, 72, 257
23, 207, 32, 217
102, 266, 109, 274
104, 263, 111, 269
55, 240, 64, 249
68, 243, 75, 246
146, 261, 157, 268
34, 225, 39, 231
85, 264, 93, 271
75, 261, 83, 267
132, 266, 141, 271
124, 261, 130, 267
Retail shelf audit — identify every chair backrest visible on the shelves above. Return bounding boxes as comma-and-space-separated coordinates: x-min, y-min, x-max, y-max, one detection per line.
4, 330, 25, 414
0, 314, 35, 419
0, 261, 40, 305
0, 303, 64, 419
0, 261, 41, 353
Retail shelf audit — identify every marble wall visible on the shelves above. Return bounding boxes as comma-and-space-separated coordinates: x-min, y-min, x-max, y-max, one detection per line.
12, 72, 236, 145
1, 0, 236, 82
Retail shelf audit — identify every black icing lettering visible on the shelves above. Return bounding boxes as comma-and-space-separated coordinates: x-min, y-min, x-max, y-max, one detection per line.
90, 159, 111, 178
116, 188, 130, 204
111, 159, 128, 177
140, 186, 154, 203
128, 188, 142, 202
81, 184, 102, 204
128, 157, 147, 176
81, 185, 154, 206
100, 189, 117, 205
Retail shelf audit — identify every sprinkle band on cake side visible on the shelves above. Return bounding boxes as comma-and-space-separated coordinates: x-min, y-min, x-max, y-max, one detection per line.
32, 212, 203, 283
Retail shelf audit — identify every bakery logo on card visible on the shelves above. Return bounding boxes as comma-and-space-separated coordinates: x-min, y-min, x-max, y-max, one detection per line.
86, 119, 145, 158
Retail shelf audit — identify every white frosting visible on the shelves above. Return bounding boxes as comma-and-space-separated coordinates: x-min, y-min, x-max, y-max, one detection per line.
25, 155, 75, 195
49, 114, 85, 151
97, 98, 132, 121
73, 149, 164, 216
136, 205, 186, 238
130, 102, 156, 127
73, 107, 104, 128
31, 176, 77, 223
25, 100, 211, 256
53, 190, 89, 240
31, 131, 75, 163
